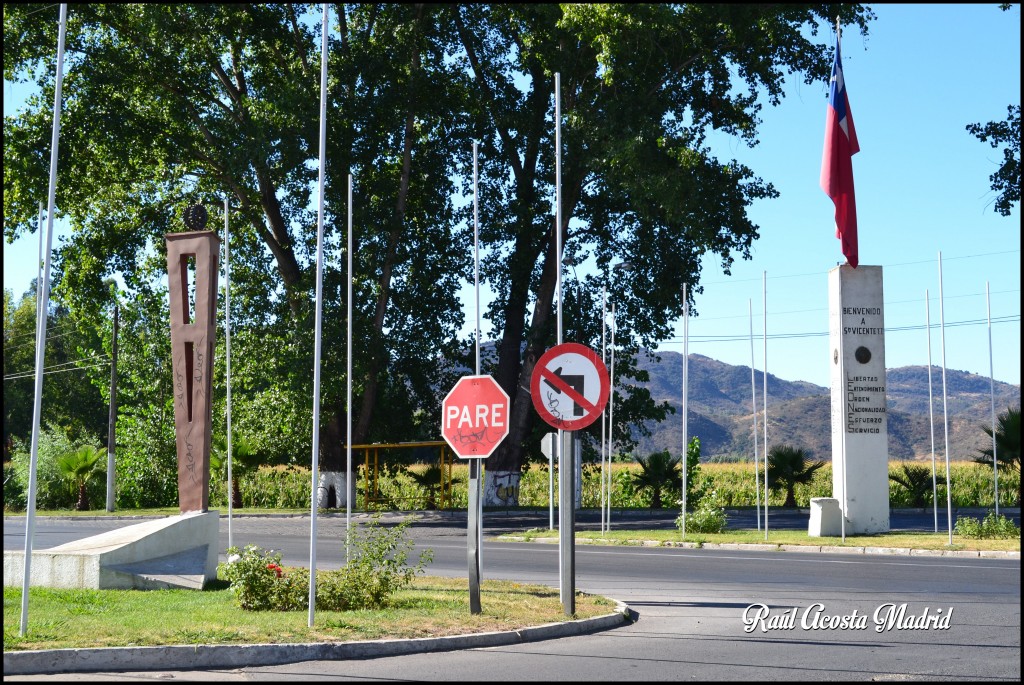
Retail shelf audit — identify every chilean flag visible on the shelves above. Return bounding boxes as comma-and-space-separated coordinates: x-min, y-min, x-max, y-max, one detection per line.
820, 36, 860, 268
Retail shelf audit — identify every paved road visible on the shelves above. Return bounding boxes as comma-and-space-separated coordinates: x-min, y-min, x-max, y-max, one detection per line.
4, 509, 1020, 681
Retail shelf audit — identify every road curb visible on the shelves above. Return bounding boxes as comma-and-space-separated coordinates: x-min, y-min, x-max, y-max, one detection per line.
2, 598, 631, 676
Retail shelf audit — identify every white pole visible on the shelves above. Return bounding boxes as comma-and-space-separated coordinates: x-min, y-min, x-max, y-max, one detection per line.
762, 271, 769, 541
986, 281, 998, 516
224, 199, 233, 550
600, 286, 607, 534
608, 304, 615, 533
474, 142, 481, 376
308, 2, 328, 627
36, 202, 45, 328
837, 268, 847, 543
21, 2, 67, 638
548, 438, 554, 531
473, 141, 483, 580
938, 252, 953, 545
680, 284, 689, 538
926, 290, 938, 533
554, 71, 563, 594
749, 299, 760, 530
555, 72, 562, 347
346, 173, 353, 562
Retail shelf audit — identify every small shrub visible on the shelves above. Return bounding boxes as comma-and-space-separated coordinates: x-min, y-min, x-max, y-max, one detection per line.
219, 544, 293, 611
321, 516, 434, 610
954, 511, 1021, 540
678, 490, 728, 534
219, 516, 433, 612
4, 462, 25, 511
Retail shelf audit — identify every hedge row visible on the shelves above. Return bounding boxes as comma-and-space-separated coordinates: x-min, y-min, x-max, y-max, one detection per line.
207, 460, 1019, 511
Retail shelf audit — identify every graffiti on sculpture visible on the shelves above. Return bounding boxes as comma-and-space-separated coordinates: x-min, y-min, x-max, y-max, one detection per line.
166, 206, 220, 513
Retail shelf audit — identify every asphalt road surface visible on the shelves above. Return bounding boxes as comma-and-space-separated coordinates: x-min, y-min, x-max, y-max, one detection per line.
4, 509, 1020, 681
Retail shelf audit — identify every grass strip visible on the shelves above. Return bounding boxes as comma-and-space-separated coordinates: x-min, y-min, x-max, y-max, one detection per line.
3, 576, 614, 652
503, 528, 1020, 552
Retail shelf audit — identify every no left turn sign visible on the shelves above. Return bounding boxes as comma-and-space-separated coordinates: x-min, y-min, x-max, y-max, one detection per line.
530, 342, 610, 431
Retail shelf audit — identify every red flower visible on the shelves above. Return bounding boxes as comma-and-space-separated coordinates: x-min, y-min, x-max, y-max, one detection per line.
266, 563, 283, 578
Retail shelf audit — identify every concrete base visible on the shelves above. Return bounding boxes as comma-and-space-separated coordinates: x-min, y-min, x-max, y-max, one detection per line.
317, 471, 356, 509
3, 511, 219, 590
808, 498, 843, 537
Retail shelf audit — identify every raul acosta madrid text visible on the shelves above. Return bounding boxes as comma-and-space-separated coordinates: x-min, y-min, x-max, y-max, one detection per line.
742, 603, 953, 633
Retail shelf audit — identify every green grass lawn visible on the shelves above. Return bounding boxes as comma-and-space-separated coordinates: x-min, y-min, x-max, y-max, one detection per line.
502, 527, 1020, 552
3, 576, 614, 652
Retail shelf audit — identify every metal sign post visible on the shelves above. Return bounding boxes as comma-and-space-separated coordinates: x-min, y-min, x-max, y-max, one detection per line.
531, 342, 608, 616
558, 430, 577, 614
441, 375, 509, 614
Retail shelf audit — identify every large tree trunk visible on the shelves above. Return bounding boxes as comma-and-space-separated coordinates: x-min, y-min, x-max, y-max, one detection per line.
484, 221, 560, 504
352, 5, 424, 446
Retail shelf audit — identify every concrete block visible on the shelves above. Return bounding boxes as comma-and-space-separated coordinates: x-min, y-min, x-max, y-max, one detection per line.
808, 498, 843, 537
4, 511, 219, 590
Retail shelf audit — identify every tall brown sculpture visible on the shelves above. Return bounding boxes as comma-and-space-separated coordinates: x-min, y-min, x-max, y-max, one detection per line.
166, 206, 219, 513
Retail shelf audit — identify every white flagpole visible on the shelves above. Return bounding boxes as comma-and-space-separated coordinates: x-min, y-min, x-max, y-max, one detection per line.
608, 304, 616, 533
938, 252, 953, 545
749, 299, 761, 530
762, 271, 769, 541
36, 202, 45, 328
308, 2, 329, 627
21, 2, 68, 638
601, 287, 607, 535
473, 141, 483, 580
224, 198, 233, 550
554, 71, 564, 598
837, 269, 848, 543
346, 173, 353, 562
986, 281, 998, 516
925, 290, 938, 533
474, 142, 481, 375
680, 284, 689, 538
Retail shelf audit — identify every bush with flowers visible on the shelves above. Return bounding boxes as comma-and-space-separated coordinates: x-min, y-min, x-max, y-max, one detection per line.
219, 516, 433, 611
676, 488, 728, 534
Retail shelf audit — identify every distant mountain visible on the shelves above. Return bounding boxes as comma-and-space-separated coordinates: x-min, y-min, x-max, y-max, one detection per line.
630, 351, 1021, 462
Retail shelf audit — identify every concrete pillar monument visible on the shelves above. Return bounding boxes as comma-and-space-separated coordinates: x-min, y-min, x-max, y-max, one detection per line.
828, 264, 890, 533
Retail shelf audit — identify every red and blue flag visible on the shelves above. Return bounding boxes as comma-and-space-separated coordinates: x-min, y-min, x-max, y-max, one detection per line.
820, 36, 860, 268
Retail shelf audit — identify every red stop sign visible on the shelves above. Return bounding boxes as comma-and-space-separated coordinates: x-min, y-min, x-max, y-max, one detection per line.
441, 375, 511, 459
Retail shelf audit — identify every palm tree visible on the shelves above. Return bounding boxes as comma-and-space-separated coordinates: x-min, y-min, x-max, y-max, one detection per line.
211, 434, 260, 508
407, 463, 444, 510
766, 445, 825, 508
57, 445, 105, 511
632, 450, 682, 509
889, 463, 946, 508
975, 406, 1021, 505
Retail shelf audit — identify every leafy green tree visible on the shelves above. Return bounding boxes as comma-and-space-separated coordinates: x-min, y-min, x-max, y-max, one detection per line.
57, 444, 105, 511
453, 4, 874, 494
974, 406, 1021, 505
3, 288, 108, 448
3, 4, 468, 475
766, 444, 825, 508
632, 450, 681, 509
4, 4, 877, 507
889, 463, 946, 508
967, 104, 1020, 216
684, 435, 707, 509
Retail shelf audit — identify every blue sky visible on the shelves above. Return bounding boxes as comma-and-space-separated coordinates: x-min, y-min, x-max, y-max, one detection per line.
4, 4, 1021, 390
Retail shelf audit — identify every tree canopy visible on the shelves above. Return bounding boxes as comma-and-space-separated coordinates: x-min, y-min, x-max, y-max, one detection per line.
3, 4, 874, 504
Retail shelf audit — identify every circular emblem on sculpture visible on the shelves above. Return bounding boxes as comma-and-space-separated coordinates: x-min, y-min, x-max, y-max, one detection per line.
183, 204, 208, 231
854, 346, 871, 364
